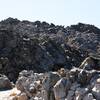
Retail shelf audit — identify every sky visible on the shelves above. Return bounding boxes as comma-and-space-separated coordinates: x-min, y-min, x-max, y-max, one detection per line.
0, 0, 100, 27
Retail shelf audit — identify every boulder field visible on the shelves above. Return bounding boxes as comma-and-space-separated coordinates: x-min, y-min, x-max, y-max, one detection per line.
0, 18, 100, 99
0, 18, 99, 81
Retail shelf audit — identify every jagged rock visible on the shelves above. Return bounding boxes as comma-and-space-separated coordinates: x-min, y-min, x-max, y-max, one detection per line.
15, 69, 100, 100
16, 76, 26, 92
79, 57, 95, 70
42, 72, 60, 100
0, 18, 100, 100
67, 23, 100, 53
53, 77, 71, 100
58, 68, 69, 77
0, 74, 12, 90
78, 70, 88, 86
79, 54, 100, 70
16, 70, 44, 98
29, 80, 42, 97
78, 69, 92, 86
0, 18, 98, 82
69, 68, 80, 83
92, 78, 100, 100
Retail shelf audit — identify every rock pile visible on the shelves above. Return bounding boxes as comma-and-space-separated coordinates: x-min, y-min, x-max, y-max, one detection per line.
0, 18, 90, 82
8, 56, 99, 100
0, 18, 100, 99
0, 18, 100, 81
66, 23, 100, 53
0, 74, 12, 90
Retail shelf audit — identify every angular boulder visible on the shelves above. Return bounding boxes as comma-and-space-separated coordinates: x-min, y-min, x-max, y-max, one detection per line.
42, 72, 60, 100
53, 77, 71, 100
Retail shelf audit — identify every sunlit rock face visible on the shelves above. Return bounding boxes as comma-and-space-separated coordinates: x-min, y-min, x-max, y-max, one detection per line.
13, 66, 100, 100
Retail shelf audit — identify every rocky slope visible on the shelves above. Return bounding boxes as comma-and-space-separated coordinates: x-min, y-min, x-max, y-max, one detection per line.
7, 63, 100, 100
66, 23, 100, 53
0, 18, 99, 82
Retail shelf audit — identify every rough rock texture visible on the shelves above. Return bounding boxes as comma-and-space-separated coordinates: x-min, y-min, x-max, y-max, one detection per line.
0, 18, 100, 81
12, 56, 100, 100
15, 70, 44, 99
0, 18, 100, 99
14, 68, 100, 99
0, 74, 12, 90
67, 23, 100, 53
53, 77, 71, 100
42, 72, 60, 100
92, 78, 100, 100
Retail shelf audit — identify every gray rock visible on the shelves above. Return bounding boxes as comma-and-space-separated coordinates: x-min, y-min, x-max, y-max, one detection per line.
16, 70, 44, 98
69, 68, 80, 83
75, 87, 89, 100
42, 72, 60, 100
0, 18, 94, 82
53, 77, 71, 100
70, 82, 80, 91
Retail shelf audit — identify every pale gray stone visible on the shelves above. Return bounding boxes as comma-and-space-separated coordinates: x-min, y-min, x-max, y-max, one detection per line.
53, 77, 71, 100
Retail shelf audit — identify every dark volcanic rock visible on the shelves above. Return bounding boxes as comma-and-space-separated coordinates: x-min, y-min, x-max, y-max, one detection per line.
0, 74, 12, 90
70, 23, 100, 34
66, 23, 100, 53
0, 18, 99, 81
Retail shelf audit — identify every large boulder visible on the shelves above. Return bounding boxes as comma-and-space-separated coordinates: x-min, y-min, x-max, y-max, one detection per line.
16, 70, 44, 98
42, 72, 60, 100
79, 54, 100, 70
79, 57, 95, 70
53, 77, 71, 100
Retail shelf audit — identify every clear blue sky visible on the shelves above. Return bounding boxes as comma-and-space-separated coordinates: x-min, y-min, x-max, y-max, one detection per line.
0, 0, 100, 27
